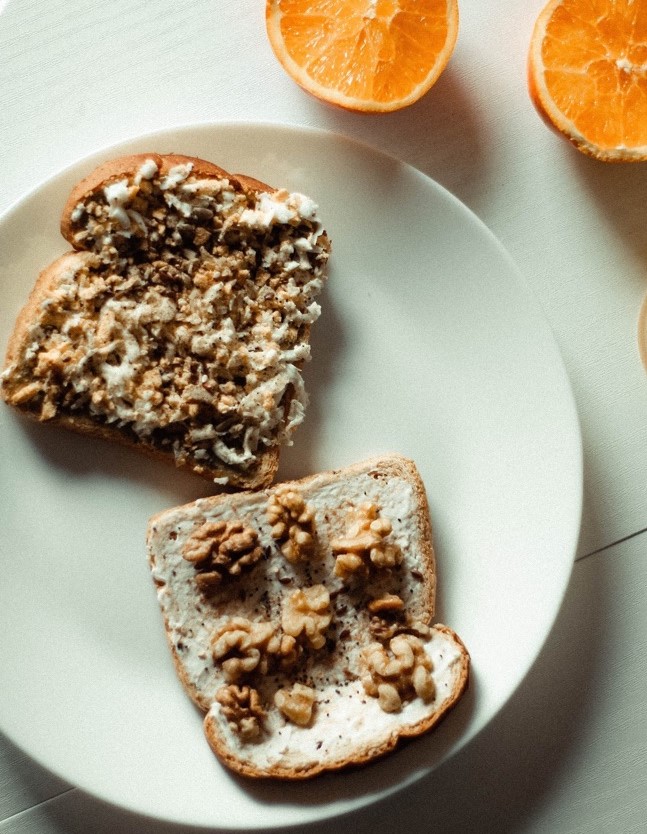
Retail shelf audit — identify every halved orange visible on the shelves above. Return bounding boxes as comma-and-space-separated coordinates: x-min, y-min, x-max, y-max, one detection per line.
528, 0, 647, 161
266, 0, 459, 113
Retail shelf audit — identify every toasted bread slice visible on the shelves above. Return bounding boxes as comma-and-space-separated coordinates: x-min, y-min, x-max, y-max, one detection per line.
146, 455, 469, 779
1, 153, 330, 488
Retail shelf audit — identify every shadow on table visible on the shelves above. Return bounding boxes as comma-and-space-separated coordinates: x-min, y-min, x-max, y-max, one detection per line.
573, 153, 647, 279
313, 65, 492, 216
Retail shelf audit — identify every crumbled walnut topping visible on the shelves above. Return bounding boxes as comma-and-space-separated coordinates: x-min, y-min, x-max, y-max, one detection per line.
281, 585, 332, 650
1, 161, 330, 478
266, 487, 316, 563
367, 595, 405, 640
360, 633, 435, 713
274, 682, 317, 726
330, 503, 402, 579
182, 519, 263, 589
215, 684, 266, 741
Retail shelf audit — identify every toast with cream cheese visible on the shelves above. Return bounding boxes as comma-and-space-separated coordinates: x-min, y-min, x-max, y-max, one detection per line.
146, 454, 469, 779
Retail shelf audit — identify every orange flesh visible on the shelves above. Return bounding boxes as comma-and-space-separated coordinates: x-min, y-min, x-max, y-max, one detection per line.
539, 0, 647, 150
272, 0, 455, 106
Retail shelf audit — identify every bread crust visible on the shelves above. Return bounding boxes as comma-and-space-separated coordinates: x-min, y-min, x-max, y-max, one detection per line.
146, 455, 469, 779
60, 154, 261, 247
203, 623, 469, 780
2, 154, 328, 489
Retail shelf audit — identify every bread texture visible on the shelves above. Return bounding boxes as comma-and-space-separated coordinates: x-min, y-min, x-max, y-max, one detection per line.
146, 455, 469, 779
1, 153, 330, 488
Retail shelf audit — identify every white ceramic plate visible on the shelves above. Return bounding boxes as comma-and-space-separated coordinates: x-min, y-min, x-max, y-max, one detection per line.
0, 123, 582, 829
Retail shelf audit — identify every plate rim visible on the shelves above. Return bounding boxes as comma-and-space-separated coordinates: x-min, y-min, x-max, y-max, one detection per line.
0, 119, 583, 829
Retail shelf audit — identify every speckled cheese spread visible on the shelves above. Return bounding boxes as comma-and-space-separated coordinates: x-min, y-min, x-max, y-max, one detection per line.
1, 158, 330, 482
147, 464, 466, 775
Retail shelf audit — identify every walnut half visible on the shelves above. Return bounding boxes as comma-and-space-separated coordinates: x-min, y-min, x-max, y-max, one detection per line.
281, 585, 332, 650
182, 519, 263, 589
360, 633, 435, 713
215, 684, 266, 741
211, 617, 300, 682
211, 617, 277, 682
266, 487, 316, 564
330, 503, 402, 580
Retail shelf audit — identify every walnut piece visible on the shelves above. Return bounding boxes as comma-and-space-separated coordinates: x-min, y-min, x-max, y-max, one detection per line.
369, 614, 432, 642
215, 684, 266, 741
211, 617, 300, 681
274, 682, 317, 726
367, 593, 405, 615
360, 633, 435, 713
182, 520, 263, 589
330, 503, 402, 580
211, 617, 277, 682
281, 585, 332, 650
367, 594, 432, 642
266, 487, 316, 563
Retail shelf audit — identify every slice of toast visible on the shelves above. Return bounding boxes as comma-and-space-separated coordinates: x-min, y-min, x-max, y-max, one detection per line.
1, 153, 330, 488
146, 455, 469, 779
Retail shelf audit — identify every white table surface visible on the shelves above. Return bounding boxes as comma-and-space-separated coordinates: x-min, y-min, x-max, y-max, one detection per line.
1, 0, 647, 831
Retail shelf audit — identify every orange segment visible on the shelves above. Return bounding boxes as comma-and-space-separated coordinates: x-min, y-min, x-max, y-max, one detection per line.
528, 0, 647, 161
266, 0, 459, 113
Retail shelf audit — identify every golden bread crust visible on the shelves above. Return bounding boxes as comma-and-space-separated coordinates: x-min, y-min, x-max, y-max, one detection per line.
202, 622, 469, 780
60, 154, 245, 246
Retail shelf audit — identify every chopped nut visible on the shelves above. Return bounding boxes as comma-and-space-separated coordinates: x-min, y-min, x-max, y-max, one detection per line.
367, 594, 432, 642
360, 633, 435, 712
272, 632, 302, 671
7, 381, 41, 405
40, 399, 57, 420
331, 503, 402, 580
215, 684, 265, 741
266, 487, 316, 563
281, 585, 332, 650
367, 594, 406, 641
367, 594, 405, 615
183, 520, 263, 588
274, 682, 317, 726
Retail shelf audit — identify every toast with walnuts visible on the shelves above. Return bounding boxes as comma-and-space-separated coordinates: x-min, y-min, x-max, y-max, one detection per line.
1, 153, 330, 488
146, 454, 469, 779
